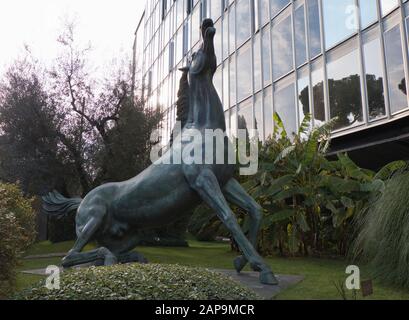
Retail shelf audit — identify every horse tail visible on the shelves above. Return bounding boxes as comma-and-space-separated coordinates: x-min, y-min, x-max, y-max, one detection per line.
42, 190, 82, 219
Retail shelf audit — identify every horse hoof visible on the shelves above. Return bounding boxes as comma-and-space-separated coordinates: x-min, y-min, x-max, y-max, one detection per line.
259, 271, 279, 285
233, 256, 247, 273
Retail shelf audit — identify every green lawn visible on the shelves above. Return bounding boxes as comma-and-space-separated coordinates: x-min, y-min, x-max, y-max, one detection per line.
15, 240, 409, 300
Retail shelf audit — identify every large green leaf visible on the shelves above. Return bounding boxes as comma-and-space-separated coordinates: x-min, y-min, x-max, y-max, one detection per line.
264, 174, 294, 197
262, 209, 296, 227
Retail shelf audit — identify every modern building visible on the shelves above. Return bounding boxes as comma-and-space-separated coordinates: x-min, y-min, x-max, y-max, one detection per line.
134, 0, 409, 169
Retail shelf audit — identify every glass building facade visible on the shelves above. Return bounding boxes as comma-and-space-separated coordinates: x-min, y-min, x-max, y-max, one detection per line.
135, 0, 409, 144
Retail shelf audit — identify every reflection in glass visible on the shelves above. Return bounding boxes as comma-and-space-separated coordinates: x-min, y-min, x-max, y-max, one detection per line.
311, 62, 326, 125
271, 0, 290, 18
214, 20, 222, 63
359, 0, 377, 29
297, 71, 310, 123
230, 106, 237, 138
229, 4, 236, 54
272, 15, 293, 80
238, 98, 253, 135
223, 13, 228, 60
214, 66, 223, 104
192, 6, 201, 45
327, 46, 363, 130
211, 0, 222, 21
294, 5, 307, 67
275, 82, 297, 135
223, 62, 229, 110
322, 0, 357, 49
237, 44, 252, 102
363, 37, 386, 120
254, 34, 262, 92
262, 26, 271, 86
384, 25, 407, 113
236, 0, 251, 46
255, 92, 263, 139
308, 0, 321, 58
177, 0, 184, 28
230, 55, 237, 106
264, 88, 273, 139
260, 0, 269, 27
381, 0, 399, 16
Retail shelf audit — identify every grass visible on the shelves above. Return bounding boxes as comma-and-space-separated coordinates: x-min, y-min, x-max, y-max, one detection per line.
14, 239, 409, 300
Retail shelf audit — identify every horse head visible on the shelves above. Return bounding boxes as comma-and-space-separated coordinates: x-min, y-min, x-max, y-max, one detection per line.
187, 18, 217, 78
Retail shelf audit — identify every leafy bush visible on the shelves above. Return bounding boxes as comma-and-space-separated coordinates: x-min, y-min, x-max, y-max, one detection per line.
351, 169, 409, 289
17, 264, 261, 300
0, 182, 36, 297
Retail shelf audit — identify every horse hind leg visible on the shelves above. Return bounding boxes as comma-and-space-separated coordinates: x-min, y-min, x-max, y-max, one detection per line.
62, 205, 117, 268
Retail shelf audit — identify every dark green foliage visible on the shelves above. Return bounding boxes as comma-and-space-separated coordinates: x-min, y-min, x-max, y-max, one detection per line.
0, 182, 36, 298
351, 169, 409, 289
17, 264, 261, 300
244, 113, 384, 257
47, 215, 76, 243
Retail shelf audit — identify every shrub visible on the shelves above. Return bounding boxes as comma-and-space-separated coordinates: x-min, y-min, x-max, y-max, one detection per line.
351, 169, 409, 289
0, 182, 36, 297
16, 263, 261, 300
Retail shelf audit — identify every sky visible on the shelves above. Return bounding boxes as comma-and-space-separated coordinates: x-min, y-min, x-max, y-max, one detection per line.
0, 0, 145, 74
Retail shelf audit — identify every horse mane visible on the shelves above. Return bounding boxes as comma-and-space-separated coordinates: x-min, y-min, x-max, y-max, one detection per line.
169, 68, 190, 146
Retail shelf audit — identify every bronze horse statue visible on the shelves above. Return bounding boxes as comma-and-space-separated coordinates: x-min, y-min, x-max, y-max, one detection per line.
43, 19, 277, 285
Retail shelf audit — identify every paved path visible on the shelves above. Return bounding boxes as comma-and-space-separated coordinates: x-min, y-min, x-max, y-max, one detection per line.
23, 253, 66, 259
212, 269, 304, 299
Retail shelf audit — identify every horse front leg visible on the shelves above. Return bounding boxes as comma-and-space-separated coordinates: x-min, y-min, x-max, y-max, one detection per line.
223, 178, 263, 273
191, 169, 278, 285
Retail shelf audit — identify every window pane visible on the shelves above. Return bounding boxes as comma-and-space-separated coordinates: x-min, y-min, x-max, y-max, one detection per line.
262, 26, 271, 86
260, 0, 269, 26
381, 0, 399, 16
384, 25, 407, 113
238, 98, 253, 133
327, 44, 363, 130
237, 43, 252, 101
263, 87, 273, 139
363, 37, 386, 120
192, 6, 201, 45
323, 0, 357, 49
255, 92, 263, 138
298, 70, 310, 123
236, 0, 251, 46
214, 20, 222, 63
223, 13, 229, 60
359, 0, 378, 29
295, 5, 307, 67
211, 0, 222, 21
271, 0, 290, 18
229, 4, 236, 54
308, 0, 322, 58
223, 62, 229, 110
230, 106, 237, 138
275, 82, 297, 135
272, 15, 293, 80
230, 55, 237, 106
214, 66, 223, 102
254, 34, 262, 92
311, 61, 326, 124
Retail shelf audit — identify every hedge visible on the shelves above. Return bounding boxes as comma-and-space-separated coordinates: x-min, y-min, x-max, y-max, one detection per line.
0, 182, 36, 298
17, 263, 261, 300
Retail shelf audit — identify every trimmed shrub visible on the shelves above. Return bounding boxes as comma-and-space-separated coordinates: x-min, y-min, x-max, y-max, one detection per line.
17, 264, 261, 300
0, 182, 36, 297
